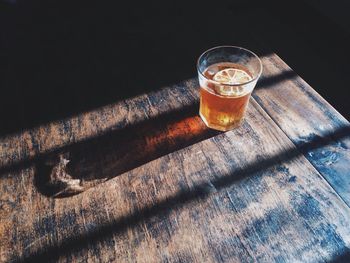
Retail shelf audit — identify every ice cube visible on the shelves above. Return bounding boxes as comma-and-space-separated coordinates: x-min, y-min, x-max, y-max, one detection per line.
207, 66, 219, 76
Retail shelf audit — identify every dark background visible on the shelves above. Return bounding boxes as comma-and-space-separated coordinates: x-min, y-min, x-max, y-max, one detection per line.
1, 0, 350, 136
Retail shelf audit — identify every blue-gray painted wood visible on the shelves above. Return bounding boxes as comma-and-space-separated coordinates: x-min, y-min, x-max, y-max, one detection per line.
253, 53, 350, 207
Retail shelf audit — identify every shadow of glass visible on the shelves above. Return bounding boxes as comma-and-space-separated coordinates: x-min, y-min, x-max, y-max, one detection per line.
16, 126, 350, 263
34, 103, 220, 197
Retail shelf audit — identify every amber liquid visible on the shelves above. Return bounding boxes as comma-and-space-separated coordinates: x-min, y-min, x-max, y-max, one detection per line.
199, 63, 252, 131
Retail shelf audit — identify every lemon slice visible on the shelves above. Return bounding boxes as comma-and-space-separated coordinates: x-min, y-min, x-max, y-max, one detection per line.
212, 68, 252, 96
213, 68, 251, 85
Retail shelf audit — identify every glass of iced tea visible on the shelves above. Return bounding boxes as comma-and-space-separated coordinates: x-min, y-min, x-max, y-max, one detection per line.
197, 46, 262, 131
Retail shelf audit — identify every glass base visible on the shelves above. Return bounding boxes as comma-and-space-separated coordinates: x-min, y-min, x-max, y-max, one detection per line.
199, 112, 243, 131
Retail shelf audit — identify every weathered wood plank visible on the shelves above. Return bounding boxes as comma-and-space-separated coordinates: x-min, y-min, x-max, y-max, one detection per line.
1, 73, 350, 262
253, 53, 350, 206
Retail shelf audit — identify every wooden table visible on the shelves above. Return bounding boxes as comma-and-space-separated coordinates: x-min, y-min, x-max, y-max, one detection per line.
1, 53, 350, 263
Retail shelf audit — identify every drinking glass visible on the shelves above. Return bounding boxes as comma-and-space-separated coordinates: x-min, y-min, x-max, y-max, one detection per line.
197, 46, 262, 131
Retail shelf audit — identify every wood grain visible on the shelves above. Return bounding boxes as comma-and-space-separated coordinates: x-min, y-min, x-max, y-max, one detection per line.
1, 60, 350, 262
253, 53, 350, 206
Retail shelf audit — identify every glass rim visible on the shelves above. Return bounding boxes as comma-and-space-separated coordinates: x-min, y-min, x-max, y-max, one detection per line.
196, 45, 263, 87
